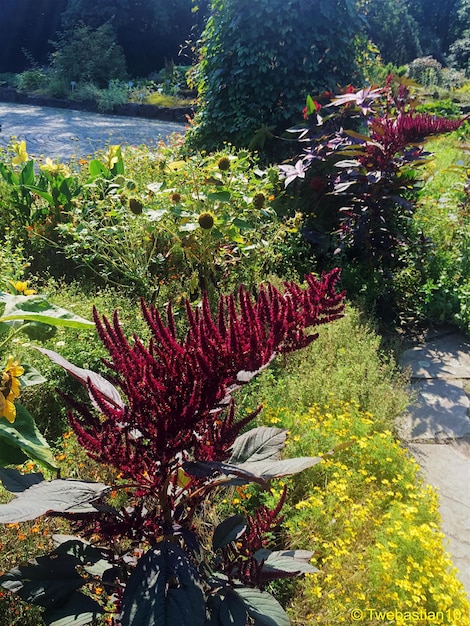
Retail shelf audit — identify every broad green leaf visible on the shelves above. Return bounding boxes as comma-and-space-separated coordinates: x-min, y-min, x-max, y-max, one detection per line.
229, 427, 286, 465
232, 218, 253, 230
219, 589, 248, 626
21, 321, 57, 341
237, 456, 323, 480
0, 403, 57, 470
0, 478, 109, 523
36, 346, 124, 410
26, 186, 54, 205
19, 363, 47, 387
121, 541, 205, 626
0, 553, 85, 608
207, 191, 231, 202
19, 160, 35, 186
233, 587, 290, 626
0, 294, 94, 328
42, 591, 104, 626
0, 439, 27, 466
212, 514, 246, 551
88, 159, 109, 178
254, 549, 318, 575
0, 467, 44, 493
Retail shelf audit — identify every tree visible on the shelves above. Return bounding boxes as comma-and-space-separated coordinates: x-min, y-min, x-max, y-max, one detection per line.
60, 0, 196, 76
0, 0, 66, 73
50, 22, 127, 87
187, 0, 364, 152
358, 0, 422, 66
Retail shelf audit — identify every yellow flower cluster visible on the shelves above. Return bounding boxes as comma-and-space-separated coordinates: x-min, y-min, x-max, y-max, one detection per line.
262, 402, 470, 625
0, 356, 24, 423
8, 280, 36, 296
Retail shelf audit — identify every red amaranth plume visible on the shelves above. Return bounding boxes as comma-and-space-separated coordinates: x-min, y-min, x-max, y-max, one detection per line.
361, 111, 466, 171
67, 270, 344, 488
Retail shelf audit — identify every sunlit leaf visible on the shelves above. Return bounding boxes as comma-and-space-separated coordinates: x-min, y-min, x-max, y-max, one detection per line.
0, 478, 109, 523
35, 346, 124, 410
0, 294, 94, 328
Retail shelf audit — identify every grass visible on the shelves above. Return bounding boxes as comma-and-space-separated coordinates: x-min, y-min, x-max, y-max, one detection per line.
145, 91, 195, 108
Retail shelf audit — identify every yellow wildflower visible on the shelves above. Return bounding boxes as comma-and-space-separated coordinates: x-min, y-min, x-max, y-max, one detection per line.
105, 145, 121, 170
8, 280, 37, 295
0, 356, 24, 423
11, 140, 29, 165
39, 158, 70, 177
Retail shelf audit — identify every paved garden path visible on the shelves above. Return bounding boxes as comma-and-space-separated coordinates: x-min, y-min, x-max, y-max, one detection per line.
0, 102, 185, 161
399, 331, 470, 598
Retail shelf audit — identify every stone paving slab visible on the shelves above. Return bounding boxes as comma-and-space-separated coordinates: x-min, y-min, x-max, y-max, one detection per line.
398, 379, 470, 441
0, 102, 185, 161
408, 443, 470, 595
399, 331, 470, 599
401, 333, 470, 379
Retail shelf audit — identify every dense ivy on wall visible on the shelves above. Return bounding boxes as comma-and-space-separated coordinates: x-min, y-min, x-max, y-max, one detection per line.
187, 0, 364, 151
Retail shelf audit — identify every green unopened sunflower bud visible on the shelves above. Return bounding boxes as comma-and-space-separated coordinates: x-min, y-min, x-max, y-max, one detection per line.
129, 198, 143, 214
198, 212, 215, 230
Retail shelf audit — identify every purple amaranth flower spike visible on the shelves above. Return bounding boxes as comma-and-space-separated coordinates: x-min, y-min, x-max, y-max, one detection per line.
362, 111, 466, 171
66, 271, 344, 489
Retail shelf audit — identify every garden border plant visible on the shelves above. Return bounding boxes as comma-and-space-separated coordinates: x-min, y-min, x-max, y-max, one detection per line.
0, 269, 345, 626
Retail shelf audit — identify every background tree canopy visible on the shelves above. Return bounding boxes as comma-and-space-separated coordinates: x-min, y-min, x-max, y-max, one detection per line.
0, 0, 469, 94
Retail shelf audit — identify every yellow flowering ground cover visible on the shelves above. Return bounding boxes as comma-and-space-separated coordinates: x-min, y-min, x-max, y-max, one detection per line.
261, 402, 470, 626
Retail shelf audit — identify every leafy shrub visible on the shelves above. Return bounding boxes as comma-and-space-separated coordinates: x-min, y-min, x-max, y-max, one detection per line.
15, 68, 48, 92
50, 22, 127, 87
415, 99, 462, 117
407, 56, 443, 87
94, 80, 128, 112
277, 78, 466, 315
187, 0, 364, 151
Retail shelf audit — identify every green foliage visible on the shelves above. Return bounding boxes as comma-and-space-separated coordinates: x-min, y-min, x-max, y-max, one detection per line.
415, 98, 462, 116
15, 68, 48, 92
188, 0, 364, 151
54, 145, 285, 300
407, 56, 443, 87
402, 134, 470, 330
0, 281, 93, 469
358, 0, 422, 66
50, 22, 127, 88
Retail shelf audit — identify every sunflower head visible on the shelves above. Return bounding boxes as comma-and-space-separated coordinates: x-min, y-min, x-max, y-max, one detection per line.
217, 156, 231, 171
129, 198, 143, 215
253, 193, 266, 209
0, 356, 24, 423
198, 212, 215, 230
